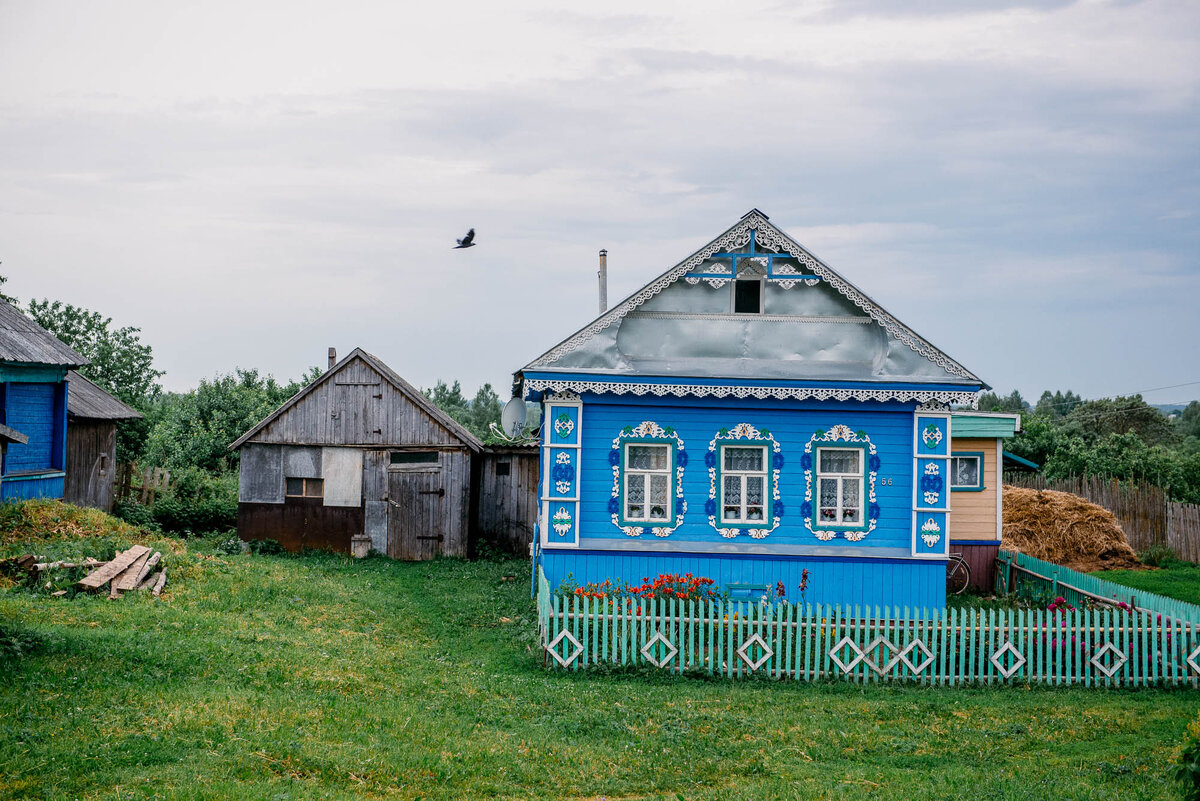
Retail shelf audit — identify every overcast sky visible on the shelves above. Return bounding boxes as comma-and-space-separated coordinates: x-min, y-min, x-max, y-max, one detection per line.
1, 0, 1197, 407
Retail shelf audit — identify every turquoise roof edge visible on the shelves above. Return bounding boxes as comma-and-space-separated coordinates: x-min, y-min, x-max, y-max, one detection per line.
951, 412, 1020, 438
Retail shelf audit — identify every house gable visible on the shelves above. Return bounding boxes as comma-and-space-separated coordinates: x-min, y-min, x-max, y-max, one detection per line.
231, 348, 483, 451
525, 210, 983, 401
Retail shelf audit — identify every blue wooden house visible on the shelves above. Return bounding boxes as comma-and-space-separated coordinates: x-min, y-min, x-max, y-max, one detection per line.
519, 210, 987, 609
0, 301, 87, 501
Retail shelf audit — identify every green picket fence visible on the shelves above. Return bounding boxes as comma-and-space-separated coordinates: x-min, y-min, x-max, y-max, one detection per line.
996, 550, 1200, 626
537, 568, 1200, 687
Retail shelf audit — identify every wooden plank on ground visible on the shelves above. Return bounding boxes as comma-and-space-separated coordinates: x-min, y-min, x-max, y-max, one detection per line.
152, 570, 167, 597
113, 550, 152, 591
124, 552, 160, 591
78, 546, 149, 589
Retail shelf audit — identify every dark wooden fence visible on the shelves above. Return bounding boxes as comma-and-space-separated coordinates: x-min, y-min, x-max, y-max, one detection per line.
1003, 474, 1200, 561
115, 463, 172, 505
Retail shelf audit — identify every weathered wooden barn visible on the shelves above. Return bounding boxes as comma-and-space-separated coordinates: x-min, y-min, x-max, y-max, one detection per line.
231, 348, 537, 558
64, 371, 142, 511
0, 300, 87, 501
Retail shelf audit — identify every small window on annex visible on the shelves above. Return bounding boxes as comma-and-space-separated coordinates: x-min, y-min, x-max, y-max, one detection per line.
815, 447, 864, 527
720, 445, 768, 525
950, 453, 984, 491
390, 451, 439, 466
733, 279, 762, 314
285, 477, 324, 498
622, 443, 672, 522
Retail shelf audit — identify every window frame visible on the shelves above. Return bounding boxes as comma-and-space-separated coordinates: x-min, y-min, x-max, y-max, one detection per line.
285, 476, 324, 499
716, 442, 771, 528
618, 440, 676, 526
811, 444, 869, 532
732, 277, 764, 314
949, 451, 985, 492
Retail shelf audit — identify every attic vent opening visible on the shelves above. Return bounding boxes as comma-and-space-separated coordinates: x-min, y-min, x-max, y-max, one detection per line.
734, 279, 762, 314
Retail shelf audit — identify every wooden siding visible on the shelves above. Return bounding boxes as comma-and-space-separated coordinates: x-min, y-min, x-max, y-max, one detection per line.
478, 447, 539, 554
250, 356, 463, 448
956, 542, 999, 593
5, 382, 56, 472
541, 550, 946, 610
64, 420, 117, 511
362, 447, 473, 558
948, 437, 999, 542
573, 396, 918, 553
238, 499, 363, 554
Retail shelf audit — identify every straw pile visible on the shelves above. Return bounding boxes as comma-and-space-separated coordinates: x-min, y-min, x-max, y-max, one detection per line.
1002, 486, 1141, 572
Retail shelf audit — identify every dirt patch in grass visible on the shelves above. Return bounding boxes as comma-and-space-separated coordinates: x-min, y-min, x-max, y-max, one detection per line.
1002, 486, 1141, 572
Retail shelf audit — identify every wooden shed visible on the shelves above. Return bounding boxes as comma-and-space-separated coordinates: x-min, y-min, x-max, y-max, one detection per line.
477, 445, 540, 555
64, 371, 142, 511
232, 347, 531, 559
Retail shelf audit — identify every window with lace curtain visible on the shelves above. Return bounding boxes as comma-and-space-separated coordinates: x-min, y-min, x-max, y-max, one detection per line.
622, 443, 673, 522
719, 445, 769, 526
815, 447, 864, 528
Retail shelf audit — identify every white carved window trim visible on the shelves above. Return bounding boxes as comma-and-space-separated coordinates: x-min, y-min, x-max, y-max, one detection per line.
815, 447, 865, 527
622, 443, 673, 523
719, 444, 769, 525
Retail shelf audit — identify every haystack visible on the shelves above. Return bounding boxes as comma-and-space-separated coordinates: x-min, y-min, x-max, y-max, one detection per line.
1002, 486, 1141, 572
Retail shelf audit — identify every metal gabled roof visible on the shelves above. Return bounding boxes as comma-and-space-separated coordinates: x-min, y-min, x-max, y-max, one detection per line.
524, 210, 985, 388
0, 301, 87, 368
229, 347, 484, 452
66, 371, 143, 421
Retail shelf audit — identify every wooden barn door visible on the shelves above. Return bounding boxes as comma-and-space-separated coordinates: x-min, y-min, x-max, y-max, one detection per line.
387, 469, 444, 560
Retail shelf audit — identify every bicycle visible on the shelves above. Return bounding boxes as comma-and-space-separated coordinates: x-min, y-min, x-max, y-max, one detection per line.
946, 552, 971, 596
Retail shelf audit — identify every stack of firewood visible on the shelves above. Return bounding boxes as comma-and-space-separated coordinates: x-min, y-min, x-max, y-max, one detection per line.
3, 546, 167, 598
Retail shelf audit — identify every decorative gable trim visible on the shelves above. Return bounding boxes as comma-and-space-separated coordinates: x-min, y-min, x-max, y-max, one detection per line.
525, 376, 979, 407
525, 211, 980, 382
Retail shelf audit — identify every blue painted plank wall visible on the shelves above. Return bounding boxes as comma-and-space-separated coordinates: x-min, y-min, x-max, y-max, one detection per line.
4, 383, 56, 473
542, 549, 946, 611
1, 474, 65, 501
575, 396, 916, 552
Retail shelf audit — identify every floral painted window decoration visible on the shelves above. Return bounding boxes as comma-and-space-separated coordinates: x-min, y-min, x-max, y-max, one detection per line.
801, 424, 880, 542
608, 421, 687, 537
705, 423, 783, 539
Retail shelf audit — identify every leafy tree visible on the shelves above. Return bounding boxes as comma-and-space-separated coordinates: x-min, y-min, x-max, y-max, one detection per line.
26, 299, 164, 462
25, 299, 163, 404
1060, 395, 1175, 446
424, 380, 504, 440
1005, 414, 1063, 469
977, 389, 1029, 414
144, 367, 319, 473
1177, 401, 1200, 440
0, 273, 16, 305
1034, 389, 1083, 419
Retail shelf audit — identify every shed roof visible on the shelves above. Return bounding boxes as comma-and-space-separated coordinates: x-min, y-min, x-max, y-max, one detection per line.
0, 422, 29, 445
524, 210, 985, 392
0, 301, 87, 368
229, 347, 484, 452
66, 371, 143, 420
950, 411, 1021, 438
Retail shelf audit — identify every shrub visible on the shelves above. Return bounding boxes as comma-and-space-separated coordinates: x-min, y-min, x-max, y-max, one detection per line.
112, 500, 158, 530
1176, 710, 1200, 801
151, 495, 237, 535
248, 539, 285, 556
216, 534, 244, 555
1139, 543, 1181, 567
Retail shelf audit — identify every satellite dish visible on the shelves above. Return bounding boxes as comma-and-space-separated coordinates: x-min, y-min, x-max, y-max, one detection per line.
501, 398, 527, 437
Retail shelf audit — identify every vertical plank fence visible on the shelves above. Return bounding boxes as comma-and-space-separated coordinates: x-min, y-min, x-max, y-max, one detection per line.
538, 567, 1200, 687
1004, 474, 1200, 559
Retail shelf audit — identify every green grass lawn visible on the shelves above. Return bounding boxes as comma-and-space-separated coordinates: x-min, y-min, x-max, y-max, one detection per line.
2, 528, 1198, 800
1093, 562, 1200, 606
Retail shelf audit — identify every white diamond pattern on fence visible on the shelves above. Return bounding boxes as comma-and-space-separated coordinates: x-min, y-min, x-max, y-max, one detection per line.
1090, 642, 1128, 678
829, 636, 866, 673
990, 641, 1026, 679
641, 632, 678, 668
737, 633, 774, 671
547, 629, 583, 668
1189, 645, 1200, 676
865, 636, 901, 675
898, 638, 935, 675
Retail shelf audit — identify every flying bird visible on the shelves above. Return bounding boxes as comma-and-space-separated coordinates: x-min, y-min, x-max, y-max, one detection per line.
454, 228, 476, 249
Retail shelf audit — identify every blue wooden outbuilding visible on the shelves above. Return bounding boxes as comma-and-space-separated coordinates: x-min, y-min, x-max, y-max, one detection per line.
0, 301, 87, 501
519, 210, 988, 610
